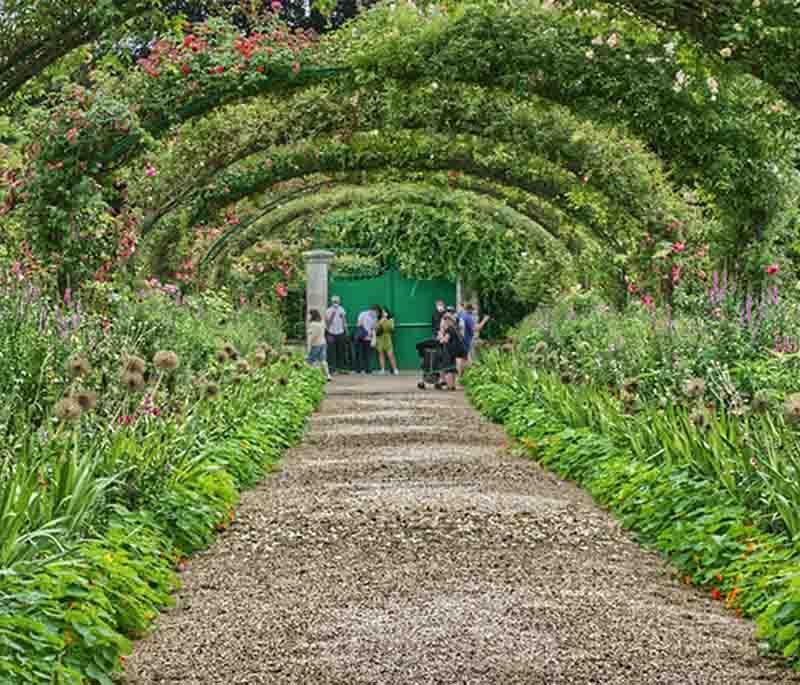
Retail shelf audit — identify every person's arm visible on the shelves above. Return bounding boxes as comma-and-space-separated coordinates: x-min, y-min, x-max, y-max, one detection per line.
325, 308, 335, 328
475, 315, 490, 333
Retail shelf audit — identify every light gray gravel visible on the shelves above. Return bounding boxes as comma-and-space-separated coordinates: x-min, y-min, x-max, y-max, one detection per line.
124, 376, 800, 684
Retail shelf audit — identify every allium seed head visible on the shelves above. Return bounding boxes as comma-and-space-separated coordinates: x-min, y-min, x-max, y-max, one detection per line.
236, 359, 250, 374
122, 355, 146, 375
66, 354, 92, 378
623, 378, 639, 394
153, 350, 179, 371
752, 391, 771, 414
73, 390, 97, 412
204, 382, 220, 399
215, 349, 229, 364
55, 398, 83, 422
222, 342, 239, 360
121, 371, 146, 393
690, 409, 709, 430
683, 377, 706, 399
784, 394, 800, 425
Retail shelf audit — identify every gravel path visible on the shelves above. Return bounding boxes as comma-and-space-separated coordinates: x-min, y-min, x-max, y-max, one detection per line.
125, 376, 800, 684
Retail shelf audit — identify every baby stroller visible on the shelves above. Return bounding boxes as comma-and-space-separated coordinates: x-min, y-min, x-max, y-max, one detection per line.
416, 338, 444, 390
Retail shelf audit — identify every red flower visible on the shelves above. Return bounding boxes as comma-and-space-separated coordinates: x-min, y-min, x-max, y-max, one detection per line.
256, 65, 265, 73
711, 588, 722, 601
671, 242, 686, 253
181, 64, 191, 75
627, 282, 637, 294
765, 263, 780, 275
641, 294, 654, 307
275, 282, 288, 299
671, 264, 682, 284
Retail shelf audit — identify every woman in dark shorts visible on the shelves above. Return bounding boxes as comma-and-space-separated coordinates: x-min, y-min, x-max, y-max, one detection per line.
437, 313, 467, 390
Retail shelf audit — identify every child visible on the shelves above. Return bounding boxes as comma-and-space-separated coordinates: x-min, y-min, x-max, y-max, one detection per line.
306, 309, 332, 380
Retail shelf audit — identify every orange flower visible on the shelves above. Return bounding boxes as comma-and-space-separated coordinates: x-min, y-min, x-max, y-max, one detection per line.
715, 573, 723, 582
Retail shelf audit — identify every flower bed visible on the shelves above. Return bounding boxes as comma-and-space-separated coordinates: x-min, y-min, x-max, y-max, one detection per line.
464, 350, 800, 668
0, 278, 325, 683
0, 361, 324, 684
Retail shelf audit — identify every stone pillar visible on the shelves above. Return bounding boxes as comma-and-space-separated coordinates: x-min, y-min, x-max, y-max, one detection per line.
304, 250, 335, 350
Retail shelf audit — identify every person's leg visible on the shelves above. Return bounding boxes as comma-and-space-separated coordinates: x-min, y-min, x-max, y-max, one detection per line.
322, 345, 332, 379
354, 340, 364, 373
388, 349, 398, 374
334, 334, 346, 372
378, 350, 386, 373
363, 341, 372, 374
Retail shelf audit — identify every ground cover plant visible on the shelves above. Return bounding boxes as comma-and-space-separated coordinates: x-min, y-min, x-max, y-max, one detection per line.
464, 283, 800, 667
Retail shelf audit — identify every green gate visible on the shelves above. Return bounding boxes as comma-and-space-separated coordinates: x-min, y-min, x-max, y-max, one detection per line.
328, 269, 456, 370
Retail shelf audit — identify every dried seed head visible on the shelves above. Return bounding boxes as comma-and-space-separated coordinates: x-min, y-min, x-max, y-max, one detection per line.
222, 342, 239, 361
690, 409, 709, 430
683, 377, 706, 399
122, 355, 146, 375
203, 382, 220, 399
55, 398, 82, 422
784, 394, 800, 425
153, 350, 179, 372
73, 389, 97, 412
253, 350, 267, 368
533, 341, 547, 356
560, 372, 572, 385
121, 371, 146, 393
66, 354, 92, 378
622, 377, 639, 394
278, 377, 288, 386
752, 391, 771, 414
215, 349, 230, 364
236, 360, 250, 374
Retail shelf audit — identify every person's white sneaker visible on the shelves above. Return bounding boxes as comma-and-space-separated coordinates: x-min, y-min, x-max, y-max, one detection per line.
392, 369, 400, 375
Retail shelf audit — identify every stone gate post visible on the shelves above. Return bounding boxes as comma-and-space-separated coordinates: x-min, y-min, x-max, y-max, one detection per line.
304, 250, 335, 350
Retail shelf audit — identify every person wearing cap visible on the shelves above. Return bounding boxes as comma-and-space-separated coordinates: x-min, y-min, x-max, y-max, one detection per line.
325, 295, 349, 373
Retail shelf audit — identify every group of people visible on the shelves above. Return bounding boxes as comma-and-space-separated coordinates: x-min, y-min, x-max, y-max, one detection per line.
305, 295, 488, 386
431, 299, 489, 390
306, 297, 399, 380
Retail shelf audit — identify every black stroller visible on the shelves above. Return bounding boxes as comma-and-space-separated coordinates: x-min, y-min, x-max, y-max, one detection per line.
416, 338, 445, 390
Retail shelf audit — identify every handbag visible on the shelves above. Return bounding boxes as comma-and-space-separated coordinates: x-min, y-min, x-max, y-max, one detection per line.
369, 327, 377, 348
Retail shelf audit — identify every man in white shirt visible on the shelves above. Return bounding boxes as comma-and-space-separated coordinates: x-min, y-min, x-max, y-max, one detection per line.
325, 295, 349, 374
354, 304, 380, 374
